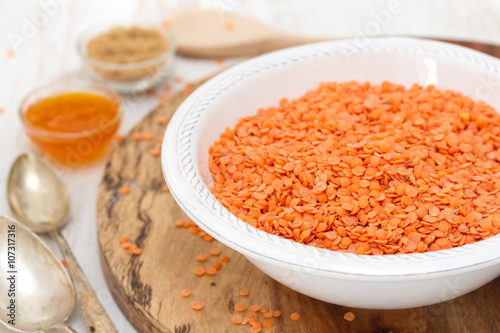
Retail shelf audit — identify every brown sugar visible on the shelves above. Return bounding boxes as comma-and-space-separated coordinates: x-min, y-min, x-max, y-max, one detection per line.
85, 26, 171, 82
86, 26, 169, 64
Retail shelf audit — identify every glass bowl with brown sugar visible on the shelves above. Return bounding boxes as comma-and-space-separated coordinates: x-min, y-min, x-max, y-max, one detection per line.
77, 22, 176, 93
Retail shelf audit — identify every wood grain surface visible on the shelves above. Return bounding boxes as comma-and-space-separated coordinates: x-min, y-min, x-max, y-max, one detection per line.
96, 41, 500, 333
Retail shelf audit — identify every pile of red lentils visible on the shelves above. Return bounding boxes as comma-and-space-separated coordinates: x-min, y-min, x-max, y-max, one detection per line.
209, 81, 500, 255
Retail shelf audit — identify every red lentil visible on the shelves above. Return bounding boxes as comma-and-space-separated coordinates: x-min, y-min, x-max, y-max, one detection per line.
194, 267, 206, 276
235, 303, 247, 312
157, 115, 170, 125
131, 247, 142, 256
149, 148, 160, 157
183, 83, 193, 95
263, 312, 273, 319
209, 81, 500, 255
191, 301, 204, 310
206, 267, 217, 276
225, 21, 234, 30
250, 304, 261, 312
344, 311, 355, 321
209, 248, 222, 256
118, 186, 130, 194
212, 262, 223, 270
133, 132, 153, 141
203, 235, 215, 242
231, 315, 243, 325
196, 253, 208, 262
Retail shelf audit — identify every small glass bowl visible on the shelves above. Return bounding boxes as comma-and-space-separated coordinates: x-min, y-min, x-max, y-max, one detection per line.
19, 79, 123, 166
76, 22, 177, 93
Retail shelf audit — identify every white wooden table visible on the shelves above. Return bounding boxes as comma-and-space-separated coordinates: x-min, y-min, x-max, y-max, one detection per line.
1, 1, 500, 332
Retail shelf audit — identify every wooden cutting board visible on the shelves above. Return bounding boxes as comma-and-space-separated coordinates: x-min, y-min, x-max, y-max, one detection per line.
96, 40, 500, 333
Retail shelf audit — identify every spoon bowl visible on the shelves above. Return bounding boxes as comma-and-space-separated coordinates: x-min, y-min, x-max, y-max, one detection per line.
0, 215, 75, 332
7, 153, 69, 233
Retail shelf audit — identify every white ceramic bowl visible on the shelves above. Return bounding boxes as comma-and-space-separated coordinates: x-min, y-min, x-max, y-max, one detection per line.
162, 37, 500, 309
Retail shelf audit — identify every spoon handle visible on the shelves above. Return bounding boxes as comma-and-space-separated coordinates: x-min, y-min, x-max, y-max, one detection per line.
45, 323, 78, 333
52, 230, 118, 333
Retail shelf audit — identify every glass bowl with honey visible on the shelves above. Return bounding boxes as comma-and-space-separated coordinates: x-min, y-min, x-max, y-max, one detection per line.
77, 22, 176, 93
19, 79, 123, 166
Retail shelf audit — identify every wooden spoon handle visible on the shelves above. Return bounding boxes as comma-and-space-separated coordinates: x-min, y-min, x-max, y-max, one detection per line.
178, 34, 328, 58
258, 34, 328, 54
52, 230, 118, 333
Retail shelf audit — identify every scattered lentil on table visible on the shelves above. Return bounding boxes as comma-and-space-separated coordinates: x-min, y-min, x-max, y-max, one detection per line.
209, 247, 222, 256
231, 314, 243, 325
149, 148, 161, 157
250, 304, 261, 312
344, 311, 355, 321
209, 81, 500, 255
194, 267, 206, 276
129, 244, 142, 255
191, 301, 204, 310
212, 262, 223, 270
224, 21, 234, 30
118, 186, 130, 195
235, 303, 247, 312
157, 115, 171, 125
196, 253, 208, 262
206, 267, 217, 275
174, 218, 303, 328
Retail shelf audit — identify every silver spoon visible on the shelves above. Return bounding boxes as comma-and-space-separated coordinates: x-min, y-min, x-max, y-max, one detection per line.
0, 214, 76, 332
7, 153, 117, 333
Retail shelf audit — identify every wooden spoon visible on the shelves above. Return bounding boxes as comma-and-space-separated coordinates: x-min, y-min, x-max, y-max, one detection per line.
169, 9, 326, 57
169, 10, 500, 59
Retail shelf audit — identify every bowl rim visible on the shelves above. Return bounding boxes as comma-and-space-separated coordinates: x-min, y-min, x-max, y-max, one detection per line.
76, 21, 177, 70
162, 36, 500, 277
19, 78, 123, 139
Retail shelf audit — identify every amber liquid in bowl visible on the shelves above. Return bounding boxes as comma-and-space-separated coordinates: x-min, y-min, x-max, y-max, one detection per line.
23, 91, 121, 165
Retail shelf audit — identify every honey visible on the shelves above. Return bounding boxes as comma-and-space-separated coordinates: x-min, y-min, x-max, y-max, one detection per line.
23, 91, 121, 165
